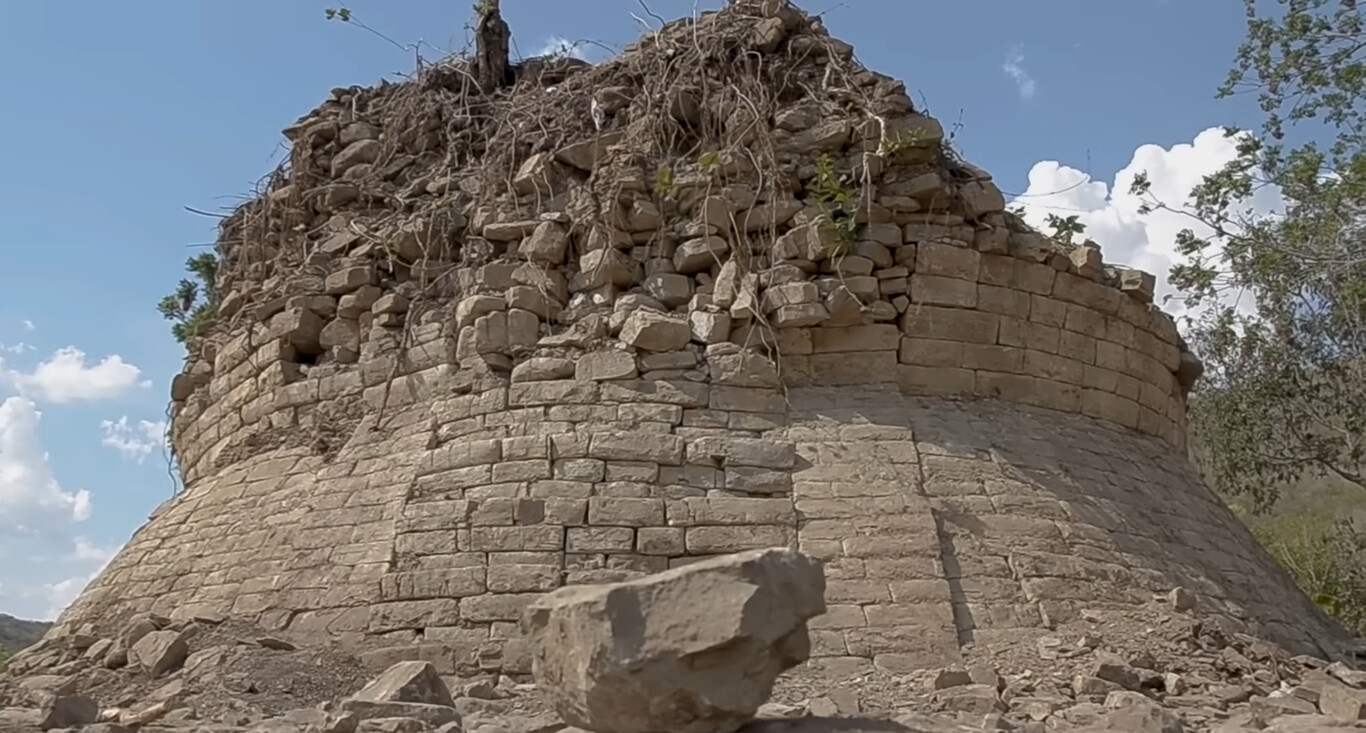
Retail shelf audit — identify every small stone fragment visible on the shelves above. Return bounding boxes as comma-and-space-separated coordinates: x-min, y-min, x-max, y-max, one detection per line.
353, 661, 457, 708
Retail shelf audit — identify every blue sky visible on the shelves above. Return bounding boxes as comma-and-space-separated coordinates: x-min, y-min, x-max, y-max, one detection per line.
0, 0, 1265, 621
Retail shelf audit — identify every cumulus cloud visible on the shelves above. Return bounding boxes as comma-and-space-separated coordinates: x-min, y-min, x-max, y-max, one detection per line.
0, 342, 34, 355
1008, 126, 1283, 322
69, 536, 118, 565
21, 320, 35, 332
32, 539, 119, 620
1002, 47, 1037, 100
100, 417, 168, 463
0, 396, 92, 530
537, 35, 586, 60
1, 347, 147, 403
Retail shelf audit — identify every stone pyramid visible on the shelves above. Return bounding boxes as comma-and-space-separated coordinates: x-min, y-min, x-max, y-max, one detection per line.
45, 0, 1353, 679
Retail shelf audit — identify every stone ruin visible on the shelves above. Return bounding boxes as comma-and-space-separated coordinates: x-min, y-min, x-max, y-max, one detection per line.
7, 1, 1366, 731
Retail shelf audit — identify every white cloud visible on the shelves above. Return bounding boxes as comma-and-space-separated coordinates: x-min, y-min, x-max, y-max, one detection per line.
33, 539, 118, 620
1008, 126, 1283, 322
0, 342, 34, 355
21, 320, 35, 332
537, 35, 586, 60
1, 347, 146, 403
1003, 47, 1037, 100
100, 416, 168, 463
0, 396, 92, 529
69, 536, 118, 565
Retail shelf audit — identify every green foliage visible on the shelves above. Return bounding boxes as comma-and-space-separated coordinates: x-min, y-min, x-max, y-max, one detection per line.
806, 154, 859, 256
0, 648, 8, 672
1044, 213, 1086, 246
1131, 0, 1366, 511
697, 151, 722, 176
877, 127, 930, 157
323, 7, 353, 22
1251, 513, 1366, 634
652, 167, 677, 202
473, 0, 497, 21
158, 253, 221, 345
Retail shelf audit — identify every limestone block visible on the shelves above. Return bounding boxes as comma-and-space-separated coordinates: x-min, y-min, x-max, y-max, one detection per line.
555, 131, 624, 172
761, 282, 819, 314
373, 293, 409, 315
625, 199, 662, 232
675, 236, 730, 274
644, 273, 693, 308
810, 324, 899, 353
576, 351, 638, 382
326, 266, 377, 295
1070, 242, 1104, 279
519, 221, 570, 265
901, 306, 998, 344
483, 220, 540, 242
339, 285, 383, 319
686, 436, 796, 469
513, 153, 564, 196
589, 433, 685, 465
1117, 267, 1156, 303
130, 630, 189, 678
579, 248, 635, 289
713, 259, 741, 308
689, 310, 732, 345
455, 295, 505, 330
620, 311, 690, 352
736, 199, 803, 233
471, 312, 509, 355
959, 180, 1005, 220
506, 286, 561, 320
523, 548, 826, 733
270, 308, 325, 355
320, 318, 361, 353
704, 349, 778, 390
331, 139, 380, 177
507, 308, 540, 350
771, 303, 829, 328
352, 660, 456, 707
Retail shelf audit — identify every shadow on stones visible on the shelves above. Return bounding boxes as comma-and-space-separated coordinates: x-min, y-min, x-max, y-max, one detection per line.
742, 715, 920, 733
929, 509, 975, 648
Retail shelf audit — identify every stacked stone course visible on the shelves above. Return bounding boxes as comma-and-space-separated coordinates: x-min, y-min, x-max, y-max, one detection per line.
51, 0, 1349, 682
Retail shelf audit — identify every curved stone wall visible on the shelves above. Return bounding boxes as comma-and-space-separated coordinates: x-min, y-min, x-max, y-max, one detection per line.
47, 0, 1349, 676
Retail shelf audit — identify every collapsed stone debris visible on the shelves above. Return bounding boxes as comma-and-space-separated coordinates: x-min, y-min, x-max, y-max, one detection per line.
7, 0, 1363, 731
3, 553, 1366, 732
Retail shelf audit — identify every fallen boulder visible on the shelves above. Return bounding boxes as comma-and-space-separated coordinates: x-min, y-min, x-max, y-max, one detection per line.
523, 547, 826, 733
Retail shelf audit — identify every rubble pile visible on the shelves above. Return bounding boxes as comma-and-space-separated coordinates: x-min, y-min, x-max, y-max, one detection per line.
175, 0, 1198, 460
3, 551, 1366, 732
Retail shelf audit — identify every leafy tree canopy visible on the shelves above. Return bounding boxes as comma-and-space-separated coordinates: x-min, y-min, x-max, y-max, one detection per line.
1132, 0, 1366, 512
158, 252, 220, 346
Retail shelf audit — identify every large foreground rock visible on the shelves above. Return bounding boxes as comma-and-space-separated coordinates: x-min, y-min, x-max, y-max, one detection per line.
522, 547, 827, 733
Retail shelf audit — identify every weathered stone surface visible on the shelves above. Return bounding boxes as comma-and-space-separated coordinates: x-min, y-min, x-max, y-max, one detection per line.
576, 350, 639, 381
130, 630, 188, 678
512, 357, 575, 382
524, 548, 826, 733
38, 694, 98, 731
351, 661, 456, 707
619, 311, 690, 352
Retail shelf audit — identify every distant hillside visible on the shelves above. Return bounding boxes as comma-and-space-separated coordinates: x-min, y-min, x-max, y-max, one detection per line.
0, 613, 51, 654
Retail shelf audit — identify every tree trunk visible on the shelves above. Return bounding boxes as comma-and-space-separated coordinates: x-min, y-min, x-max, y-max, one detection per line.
475, 0, 511, 93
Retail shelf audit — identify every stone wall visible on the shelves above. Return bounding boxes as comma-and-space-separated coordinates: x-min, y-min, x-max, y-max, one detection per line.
49, 0, 1349, 678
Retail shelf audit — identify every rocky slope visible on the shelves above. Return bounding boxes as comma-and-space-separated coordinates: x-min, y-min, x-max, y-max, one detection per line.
3, 550, 1366, 732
